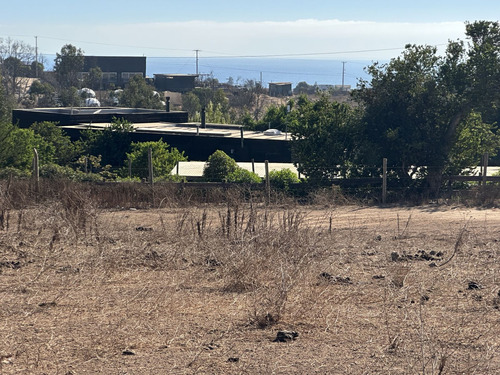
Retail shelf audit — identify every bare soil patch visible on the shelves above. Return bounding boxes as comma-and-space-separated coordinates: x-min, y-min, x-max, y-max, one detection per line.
1, 204, 499, 374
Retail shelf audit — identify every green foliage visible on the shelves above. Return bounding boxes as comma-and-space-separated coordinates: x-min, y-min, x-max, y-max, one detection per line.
290, 95, 363, 182
126, 139, 187, 180
0, 126, 54, 170
85, 67, 102, 90
255, 103, 291, 131
182, 88, 230, 123
59, 87, 81, 107
40, 163, 88, 181
119, 75, 164, 109
269, 168, 300, 191
29, 80, 55, 107
54, 44, 84, 88
353, 21, 500, 194
448, 112, 500, 174
203, 150, 238, 181
79, 117, 134, 166
0, 73, 12, 123
293, 81, 318, 95
182, 92, 201, 117
227, 167, 261, 183
0, 166, 30, 179
30, 122, 78, 165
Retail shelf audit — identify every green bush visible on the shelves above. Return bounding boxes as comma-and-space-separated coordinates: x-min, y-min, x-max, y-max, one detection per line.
0, 167, 31, 179
40, 163, 104, 182
126, 139, 187, 181
203, 150, 238, 181
269, 168, 300, 191
227, 167, 262, 183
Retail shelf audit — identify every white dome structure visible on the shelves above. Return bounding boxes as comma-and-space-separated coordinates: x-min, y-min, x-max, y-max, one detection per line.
85, 98, 101, 107
78, 88, 96, 98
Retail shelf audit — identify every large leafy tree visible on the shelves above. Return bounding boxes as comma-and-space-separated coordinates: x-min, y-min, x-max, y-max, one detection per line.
79, 117, 134, 166
30, 121, 78, 165
290, 95, 363, 181
354, 21, 500, 194
120, 75, 164, 109
54, 44, 84, 88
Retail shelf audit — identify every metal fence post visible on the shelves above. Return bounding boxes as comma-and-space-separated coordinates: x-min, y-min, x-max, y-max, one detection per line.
382, 158, 387, 204
265, 160, 270, 205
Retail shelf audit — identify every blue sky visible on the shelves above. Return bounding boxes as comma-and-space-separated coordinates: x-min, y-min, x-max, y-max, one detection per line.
1, 1, 499, 60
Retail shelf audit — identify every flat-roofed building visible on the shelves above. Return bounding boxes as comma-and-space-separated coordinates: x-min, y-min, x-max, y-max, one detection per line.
154, 74, 198, 92
80, 56, 147, 88
269, 82, 292, 97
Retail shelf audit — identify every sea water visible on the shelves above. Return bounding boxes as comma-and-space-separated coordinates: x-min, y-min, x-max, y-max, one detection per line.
43, 54, 380, 89
146, 57, 376, 88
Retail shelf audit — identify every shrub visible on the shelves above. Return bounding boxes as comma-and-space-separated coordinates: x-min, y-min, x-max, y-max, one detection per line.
227, 167, 262, 183
203, 150, 238, 181
126, 139, 187, 181
269, 168, 300, 191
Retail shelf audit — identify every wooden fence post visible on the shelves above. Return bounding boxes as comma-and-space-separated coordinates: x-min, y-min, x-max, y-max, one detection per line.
251, 158, 255, 173
265, 160, 270, 205
482, 152, 488, 187
382, 158, 387, 204
32, 148, 39, 194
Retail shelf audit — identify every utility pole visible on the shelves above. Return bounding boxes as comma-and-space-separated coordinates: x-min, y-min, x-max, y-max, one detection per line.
341, 61, 346, 91
35, 36, 38, 78
194, 49, 200, 75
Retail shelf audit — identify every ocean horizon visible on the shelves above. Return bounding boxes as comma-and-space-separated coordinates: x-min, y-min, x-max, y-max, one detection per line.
147, 57, 375, 88
42, 54, 381, 89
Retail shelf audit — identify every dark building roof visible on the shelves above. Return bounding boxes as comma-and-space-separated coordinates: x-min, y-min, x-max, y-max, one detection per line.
83, 56, 146, 75
13, 107, 188, 128
269, 82, 292, 97
154, 74, 198, 92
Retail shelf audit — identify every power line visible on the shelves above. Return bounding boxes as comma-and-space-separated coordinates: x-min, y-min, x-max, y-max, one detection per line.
1, 33, 447, 59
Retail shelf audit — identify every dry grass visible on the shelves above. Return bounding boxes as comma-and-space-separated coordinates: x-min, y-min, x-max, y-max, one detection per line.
1, 182, 499, 374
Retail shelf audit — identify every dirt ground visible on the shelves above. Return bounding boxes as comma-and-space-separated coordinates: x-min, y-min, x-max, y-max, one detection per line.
1, 204, 499, 374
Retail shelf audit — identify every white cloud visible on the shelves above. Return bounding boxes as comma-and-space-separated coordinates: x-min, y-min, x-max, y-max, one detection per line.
3, 19, 467, 59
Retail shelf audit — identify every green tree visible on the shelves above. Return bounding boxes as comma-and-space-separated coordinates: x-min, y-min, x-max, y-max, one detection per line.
203, 150, 238, 181
58, 87, 81, 107
182, 87, 230, 122
85, 67, 102, 90
120, 75, 164, 109
29, 80, 55, 107
447, 112, 500, 174
182, 91, 201, 120
354, 21, 500, 194
30, 121, 78, 165
0, 73, 12, 123
54, 44, 84, 88
79, 117, 134, 166
257, 103, 290, 132
290, 95, 363, 181
0, 127, 53, 170
126, 139, 187, 180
